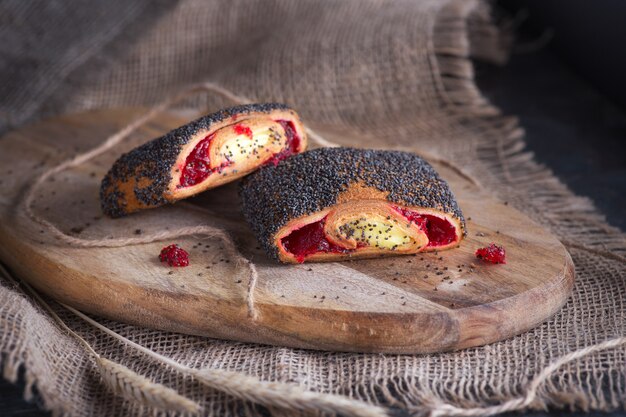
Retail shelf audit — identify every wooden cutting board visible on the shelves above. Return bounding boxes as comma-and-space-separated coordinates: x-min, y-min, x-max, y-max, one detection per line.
0, 108, 574, 354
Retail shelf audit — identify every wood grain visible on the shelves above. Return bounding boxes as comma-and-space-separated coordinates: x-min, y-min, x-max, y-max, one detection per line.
0, 108, 575, 353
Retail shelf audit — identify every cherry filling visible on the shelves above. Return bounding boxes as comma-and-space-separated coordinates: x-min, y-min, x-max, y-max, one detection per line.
233, 123, 253, 138
266, 120, 301, 166
281, 217, 347, 263
281, 206, 458, 262
392, 206, 457, 247
178, 119, 301, 187
179, 133, 229, 187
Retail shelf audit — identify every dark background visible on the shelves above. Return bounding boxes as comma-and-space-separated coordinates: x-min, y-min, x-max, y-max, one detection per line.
503, 0, 626, 111
1, 0, 625, 415
477, 0, 626, 232
486, 0, 626, 233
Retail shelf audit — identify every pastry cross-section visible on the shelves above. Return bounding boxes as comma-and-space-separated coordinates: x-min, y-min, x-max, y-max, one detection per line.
100, 103, 307, 217
240, 147, 466, 263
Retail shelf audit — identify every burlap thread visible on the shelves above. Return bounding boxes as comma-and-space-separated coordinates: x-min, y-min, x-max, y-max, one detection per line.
0, 0, 624, 416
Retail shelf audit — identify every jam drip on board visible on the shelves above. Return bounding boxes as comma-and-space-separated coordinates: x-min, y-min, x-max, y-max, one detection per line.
475, 243, 506, 264
159, 244, 190, 267
392, 206, 457, 247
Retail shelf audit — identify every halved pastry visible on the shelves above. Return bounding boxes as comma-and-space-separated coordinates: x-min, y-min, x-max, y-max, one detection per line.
101, 103, 307, 217
241, 148, 466, 263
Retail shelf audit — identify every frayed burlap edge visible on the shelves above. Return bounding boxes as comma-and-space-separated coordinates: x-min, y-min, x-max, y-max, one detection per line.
425, 0, 626, 413
0, 0, 624, 416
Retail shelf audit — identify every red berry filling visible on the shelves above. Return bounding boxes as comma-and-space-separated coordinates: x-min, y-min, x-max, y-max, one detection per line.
391, 206, 457, 247
233, 123, 253, 139
179, 119, 301, 187
179, 133, 230, 187
265, 120, 301, 166
159, 244, 190, 267
475, 243, 506, 264
281, 205, 459, 262
281, 217, 348, 263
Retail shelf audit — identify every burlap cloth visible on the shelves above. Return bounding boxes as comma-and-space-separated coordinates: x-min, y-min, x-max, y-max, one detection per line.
0, 0, 624, 416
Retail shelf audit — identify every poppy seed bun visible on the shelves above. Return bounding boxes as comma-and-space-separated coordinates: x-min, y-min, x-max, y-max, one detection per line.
101, 103, 307, 217
240, 147, 466, 263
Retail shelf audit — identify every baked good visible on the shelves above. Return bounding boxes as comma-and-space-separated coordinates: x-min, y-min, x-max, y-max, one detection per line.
241, 147, 466, 263
101, 103, 306, 217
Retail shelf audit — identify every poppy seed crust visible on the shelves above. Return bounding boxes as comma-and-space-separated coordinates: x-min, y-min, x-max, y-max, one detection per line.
240, 147, 466, 261
100, 103, 301, 217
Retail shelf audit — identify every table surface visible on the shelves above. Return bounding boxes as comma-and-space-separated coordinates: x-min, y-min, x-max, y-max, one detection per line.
1, 48, 624, 416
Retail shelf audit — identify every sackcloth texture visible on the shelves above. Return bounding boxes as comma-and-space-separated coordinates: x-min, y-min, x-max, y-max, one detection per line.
0, 0, 624, 416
